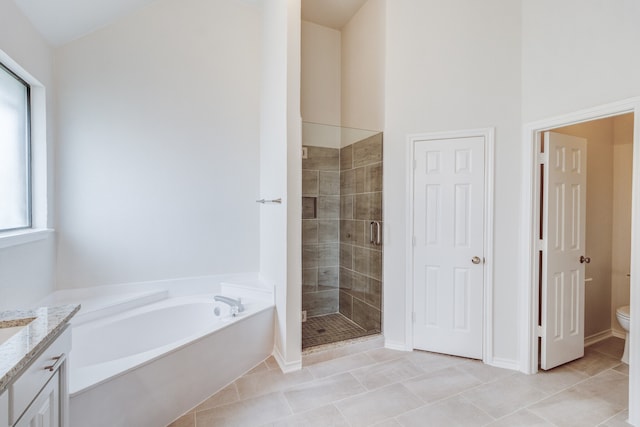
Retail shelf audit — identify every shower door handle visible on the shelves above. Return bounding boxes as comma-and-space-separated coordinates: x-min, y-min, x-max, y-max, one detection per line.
370, 221, 382, 246
370, 222, 375, 244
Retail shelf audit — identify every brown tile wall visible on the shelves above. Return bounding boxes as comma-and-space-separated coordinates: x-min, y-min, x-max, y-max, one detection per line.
338, 133, 383, 333
302, 146, 340, 317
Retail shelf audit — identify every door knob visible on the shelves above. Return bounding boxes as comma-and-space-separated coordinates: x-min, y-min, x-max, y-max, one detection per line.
580, 256, 591, 264
471, 256, 482, 265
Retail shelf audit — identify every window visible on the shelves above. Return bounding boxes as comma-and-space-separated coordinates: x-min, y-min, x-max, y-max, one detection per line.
0, 61, 31, 232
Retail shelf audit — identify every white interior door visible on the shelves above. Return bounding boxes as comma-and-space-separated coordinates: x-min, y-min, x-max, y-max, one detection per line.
412, 136, 485, 359
540, 131, 587, 370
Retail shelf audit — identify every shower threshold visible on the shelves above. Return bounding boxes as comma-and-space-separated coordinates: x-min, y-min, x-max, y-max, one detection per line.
302, 313, 379, 349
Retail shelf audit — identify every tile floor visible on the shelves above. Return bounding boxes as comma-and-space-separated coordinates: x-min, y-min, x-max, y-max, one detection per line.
302, 314, 374, 349
168, 336, 631, 427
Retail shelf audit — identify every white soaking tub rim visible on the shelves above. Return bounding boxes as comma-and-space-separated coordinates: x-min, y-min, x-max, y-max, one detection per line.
69, 294, 273, 396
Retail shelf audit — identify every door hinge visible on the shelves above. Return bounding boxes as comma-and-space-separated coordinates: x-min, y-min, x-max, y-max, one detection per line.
413, 160, 417, 170
412, 312, 416, 323
537, 153, 546, 164
412, 236, 416, 246
537, 239, 545, 251
536, 325, 544, 337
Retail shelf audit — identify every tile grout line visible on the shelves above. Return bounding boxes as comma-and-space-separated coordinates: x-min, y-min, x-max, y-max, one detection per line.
276, 390, 296, 424
598, 408, 629, 427
332, 403, 354, 427
486, 363, 629, 426
454, 393, 497, 425
402, 371, 498, 418
298, 358, 431, 422
457, 352, 628, 426
424, 364, 556, 425
186, 339, 628, 427
523, 409, 561, 427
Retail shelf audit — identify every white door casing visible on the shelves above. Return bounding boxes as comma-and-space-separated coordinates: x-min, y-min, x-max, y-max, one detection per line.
540, 131, 587, 370
412, 136, 485, 359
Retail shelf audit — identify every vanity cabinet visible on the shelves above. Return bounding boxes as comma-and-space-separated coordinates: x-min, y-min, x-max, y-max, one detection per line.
8, 327, 70, 427
13, 372, 58, 427
1, 391, 8, 427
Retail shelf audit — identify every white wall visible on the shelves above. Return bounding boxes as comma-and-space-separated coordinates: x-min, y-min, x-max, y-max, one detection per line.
384, 0, 522, 363
0, 0, 57, 309
260, 0, 302, 370
341, 0, 385, 131
301, 0, 384, 132
522, 0, 640, 122
301, 21, 340, 126
54, 0, 262, 288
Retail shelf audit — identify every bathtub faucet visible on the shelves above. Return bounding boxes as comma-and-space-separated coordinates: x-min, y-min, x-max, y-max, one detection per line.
214, 295, 245, 316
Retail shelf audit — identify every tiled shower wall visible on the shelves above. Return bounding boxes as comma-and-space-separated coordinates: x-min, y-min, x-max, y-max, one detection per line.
339, 134, 383, 333
302, 147, 340, 317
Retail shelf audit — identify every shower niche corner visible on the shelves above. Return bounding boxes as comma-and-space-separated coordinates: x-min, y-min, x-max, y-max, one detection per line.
301, 122, 383, 349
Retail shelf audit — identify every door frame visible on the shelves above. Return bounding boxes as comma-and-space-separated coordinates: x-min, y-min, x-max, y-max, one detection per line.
406, 128, 495, 364
520, 98, 640, 424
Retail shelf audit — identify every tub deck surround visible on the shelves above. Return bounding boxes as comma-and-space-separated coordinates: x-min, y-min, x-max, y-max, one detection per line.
0, 304, 80, 393
69, 294, 274, 395
65, 277, 276, 427
38, 273, 274, 316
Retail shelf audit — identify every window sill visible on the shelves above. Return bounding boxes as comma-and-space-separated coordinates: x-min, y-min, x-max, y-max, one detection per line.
0, 229, 54, 249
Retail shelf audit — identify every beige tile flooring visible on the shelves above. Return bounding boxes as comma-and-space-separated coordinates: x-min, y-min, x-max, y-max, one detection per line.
168, 336, 630, 427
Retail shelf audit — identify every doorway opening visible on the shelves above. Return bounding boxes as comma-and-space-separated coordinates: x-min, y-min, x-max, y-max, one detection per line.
534, 114, 633, 370
522, 98, 640, 425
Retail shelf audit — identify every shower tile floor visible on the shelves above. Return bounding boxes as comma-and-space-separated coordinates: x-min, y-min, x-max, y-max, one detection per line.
168, 336, 630, 427
302, 313, 376, 349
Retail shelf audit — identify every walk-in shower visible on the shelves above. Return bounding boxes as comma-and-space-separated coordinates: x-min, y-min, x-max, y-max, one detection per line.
301, 122, 383, 349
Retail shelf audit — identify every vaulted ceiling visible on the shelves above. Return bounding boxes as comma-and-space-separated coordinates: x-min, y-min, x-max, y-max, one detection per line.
12, 0, 158, 46
12, 0, 368, 46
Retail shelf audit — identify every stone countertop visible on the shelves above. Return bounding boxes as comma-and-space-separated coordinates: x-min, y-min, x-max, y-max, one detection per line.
0, 304, 80, 394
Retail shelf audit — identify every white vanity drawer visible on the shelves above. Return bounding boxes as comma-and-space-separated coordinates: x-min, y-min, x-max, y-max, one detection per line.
9, 327, 70, 425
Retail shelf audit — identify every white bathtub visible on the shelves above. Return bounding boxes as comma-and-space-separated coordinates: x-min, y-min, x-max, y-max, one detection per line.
61, 278, 275, 427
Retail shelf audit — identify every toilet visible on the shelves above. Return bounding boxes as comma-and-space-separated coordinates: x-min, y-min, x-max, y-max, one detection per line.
616, 305, 630, 364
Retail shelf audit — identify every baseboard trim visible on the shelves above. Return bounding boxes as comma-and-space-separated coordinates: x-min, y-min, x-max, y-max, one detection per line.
384, 340, 411, 352
584, 329, 613, 347
489, 357, 520, 371
612, 330, 627, 339
272, 347, 302, 373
